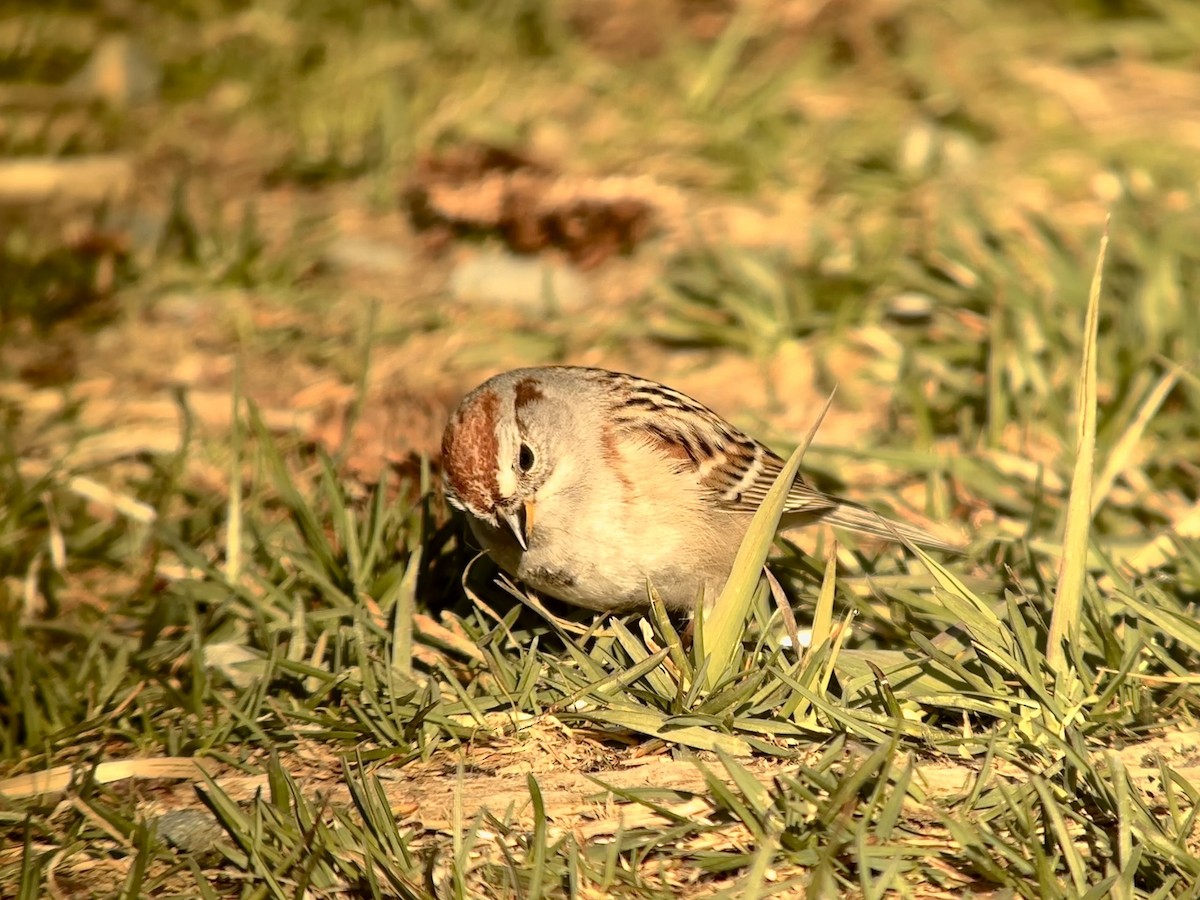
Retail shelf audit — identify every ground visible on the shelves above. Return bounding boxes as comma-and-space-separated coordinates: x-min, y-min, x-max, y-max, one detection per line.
3, 1, 1200, 896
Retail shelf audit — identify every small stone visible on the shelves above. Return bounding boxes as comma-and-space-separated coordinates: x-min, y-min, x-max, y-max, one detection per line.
154, 809, 223, 856
450, 251, 589, 313
885, 291, 935, 323
899, 120, 937, 177
152, 292, 204, 326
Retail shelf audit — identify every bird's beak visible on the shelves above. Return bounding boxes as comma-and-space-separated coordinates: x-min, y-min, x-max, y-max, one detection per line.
500, 507, 528, 551
523, 498, 536, 544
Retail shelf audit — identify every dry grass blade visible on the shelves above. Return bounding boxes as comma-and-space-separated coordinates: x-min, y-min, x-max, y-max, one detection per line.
1048, 220, 1108, 673
0, 758, 219, 800
810, 543, 837, 658
225, 365, 244, 584
1091, 367, 1179, 516
585, 707, 751, 755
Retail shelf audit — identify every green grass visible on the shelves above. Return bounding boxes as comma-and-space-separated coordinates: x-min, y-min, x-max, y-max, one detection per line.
4, 0, 1200, 896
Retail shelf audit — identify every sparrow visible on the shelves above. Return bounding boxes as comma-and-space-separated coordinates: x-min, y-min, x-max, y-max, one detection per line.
441, 366, 957, 612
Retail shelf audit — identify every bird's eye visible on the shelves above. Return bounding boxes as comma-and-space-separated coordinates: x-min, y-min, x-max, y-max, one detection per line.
518, 443, 535, 473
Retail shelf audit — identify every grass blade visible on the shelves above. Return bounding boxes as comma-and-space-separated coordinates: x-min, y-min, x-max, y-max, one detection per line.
703, 392, 834, 689
1048, 220, 1108, 673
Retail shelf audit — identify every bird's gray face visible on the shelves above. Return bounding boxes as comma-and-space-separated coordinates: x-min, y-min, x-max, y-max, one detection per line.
441, 374, 554, 551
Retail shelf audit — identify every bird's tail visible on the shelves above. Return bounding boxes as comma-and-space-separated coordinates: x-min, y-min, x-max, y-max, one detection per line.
787, 502, 962, 554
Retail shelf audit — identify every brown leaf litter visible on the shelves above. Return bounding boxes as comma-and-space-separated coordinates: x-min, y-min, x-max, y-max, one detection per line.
405, 141, 663, 269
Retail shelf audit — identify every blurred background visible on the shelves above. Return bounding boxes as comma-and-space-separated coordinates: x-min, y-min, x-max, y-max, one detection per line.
4, 0, 1200, 525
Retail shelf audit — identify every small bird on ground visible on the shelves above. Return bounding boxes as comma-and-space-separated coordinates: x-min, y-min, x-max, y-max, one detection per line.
441, 366, 957, 612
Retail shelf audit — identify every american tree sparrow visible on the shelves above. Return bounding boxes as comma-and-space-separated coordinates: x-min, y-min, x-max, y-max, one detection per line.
441, 366, 957, 612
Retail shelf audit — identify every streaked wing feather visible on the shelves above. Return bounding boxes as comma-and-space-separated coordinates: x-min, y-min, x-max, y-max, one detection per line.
599, 368, 957, 551
606, 373, 837, 515
724, 447, 840, 515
